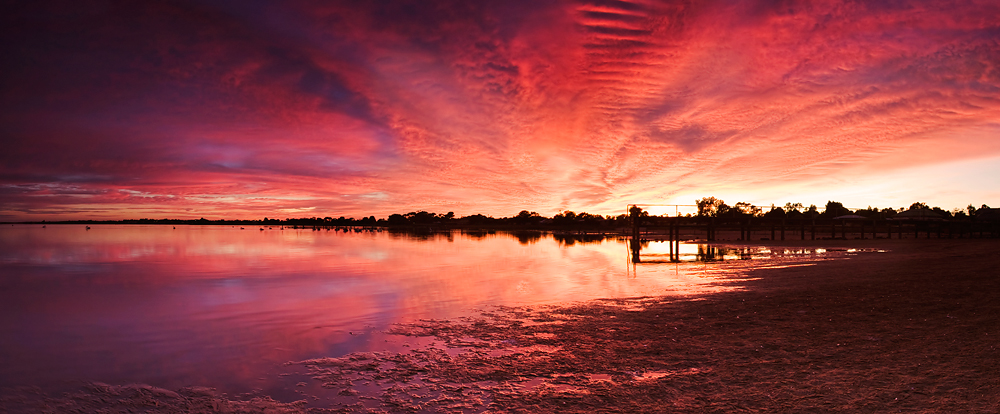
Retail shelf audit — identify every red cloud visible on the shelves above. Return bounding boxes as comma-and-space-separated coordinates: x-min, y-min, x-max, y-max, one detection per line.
3, 0, 1000, 220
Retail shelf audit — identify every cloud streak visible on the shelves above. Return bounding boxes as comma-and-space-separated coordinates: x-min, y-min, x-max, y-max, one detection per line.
2, 0, 1000, 220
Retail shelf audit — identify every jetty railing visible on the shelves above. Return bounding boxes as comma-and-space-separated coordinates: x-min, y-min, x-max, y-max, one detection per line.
629, 216, 998, 242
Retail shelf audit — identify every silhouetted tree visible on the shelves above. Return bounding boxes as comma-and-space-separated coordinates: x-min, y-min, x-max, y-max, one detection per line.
717, 202, 732, 217
460, 214, 494, 225
783, 202, 804, 213
823, 201, 850, 218
879, 207, 897, 218
552, 211, 577, 226
575, 212, 606, 226
764, 205, 785, 219
404, 211, 439, 224
734, 202, 761, 217
607, 214, 630, 227
514, 210, 542, 225
854, 207, 880, 219
387, 214, 407, 226
696, 197, 725, 217
931, 206, 950, 217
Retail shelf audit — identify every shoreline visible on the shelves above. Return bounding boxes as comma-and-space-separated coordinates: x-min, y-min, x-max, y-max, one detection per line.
3, 238, 999, 412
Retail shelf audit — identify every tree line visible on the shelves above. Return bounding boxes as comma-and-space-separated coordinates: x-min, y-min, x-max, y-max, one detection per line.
694, 197, 992, 220
13, 199, 995, 228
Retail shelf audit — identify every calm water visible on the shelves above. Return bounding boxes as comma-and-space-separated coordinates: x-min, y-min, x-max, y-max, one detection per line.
0, 224, 830, 397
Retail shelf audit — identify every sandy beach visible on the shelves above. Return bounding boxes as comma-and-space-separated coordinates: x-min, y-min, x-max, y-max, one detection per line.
4, 238, 999, 413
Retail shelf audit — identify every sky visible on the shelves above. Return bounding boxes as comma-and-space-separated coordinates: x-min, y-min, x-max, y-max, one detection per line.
2, 0, 1000, 221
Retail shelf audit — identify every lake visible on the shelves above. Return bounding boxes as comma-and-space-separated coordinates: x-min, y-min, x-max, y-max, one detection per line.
0, 224, 832, 399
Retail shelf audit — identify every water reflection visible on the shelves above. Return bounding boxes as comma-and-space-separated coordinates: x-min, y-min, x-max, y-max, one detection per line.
511, 231, 543, 245
0, 225, 834, 399
628, 239, 829, 263
552, 233, 607, 246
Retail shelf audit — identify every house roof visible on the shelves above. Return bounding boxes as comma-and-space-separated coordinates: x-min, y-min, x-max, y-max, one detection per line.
888, 209, 946, 221
976, 208, 1000, 221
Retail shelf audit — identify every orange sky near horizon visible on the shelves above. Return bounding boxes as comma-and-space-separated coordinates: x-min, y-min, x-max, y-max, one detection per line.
2, 0, 1000, 221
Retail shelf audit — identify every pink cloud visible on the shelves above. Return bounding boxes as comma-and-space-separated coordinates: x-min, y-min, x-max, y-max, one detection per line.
3, 0, 1000, 220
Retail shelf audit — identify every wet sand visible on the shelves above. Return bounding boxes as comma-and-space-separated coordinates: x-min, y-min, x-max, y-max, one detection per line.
4, 238, 999, 412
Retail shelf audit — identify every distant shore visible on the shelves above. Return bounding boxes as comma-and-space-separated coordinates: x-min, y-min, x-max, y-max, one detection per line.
6, 219, 998, 244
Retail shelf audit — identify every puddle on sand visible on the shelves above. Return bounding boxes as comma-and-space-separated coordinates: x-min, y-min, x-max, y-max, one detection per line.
587, 368, 707, 383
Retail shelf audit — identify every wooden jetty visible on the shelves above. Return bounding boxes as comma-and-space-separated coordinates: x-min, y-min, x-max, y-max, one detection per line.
626, 205, 999, 262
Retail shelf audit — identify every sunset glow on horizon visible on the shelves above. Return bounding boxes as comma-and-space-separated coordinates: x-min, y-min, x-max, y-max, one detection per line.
3, 0, 1000, 221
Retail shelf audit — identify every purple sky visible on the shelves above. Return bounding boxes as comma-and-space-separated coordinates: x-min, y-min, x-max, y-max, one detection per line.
3, 0, 1000, 220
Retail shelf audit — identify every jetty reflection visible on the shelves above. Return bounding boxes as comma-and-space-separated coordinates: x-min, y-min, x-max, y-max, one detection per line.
628, 240, 829, 263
